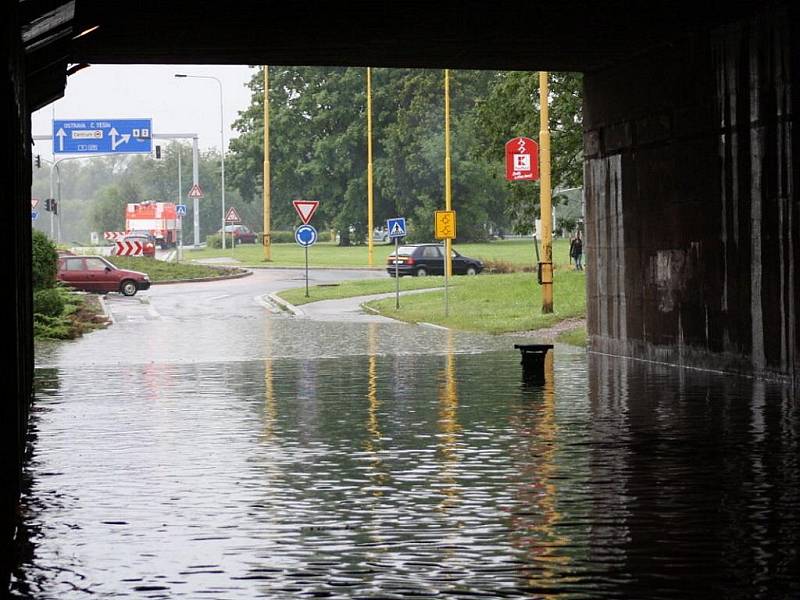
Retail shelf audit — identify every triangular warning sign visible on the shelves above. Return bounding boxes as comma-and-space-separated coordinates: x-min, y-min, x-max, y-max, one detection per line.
187, 183, 204, 198
225, 206, 241, 223
292, 200, 319, 224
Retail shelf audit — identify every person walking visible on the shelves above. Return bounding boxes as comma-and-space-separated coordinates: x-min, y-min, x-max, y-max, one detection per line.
570, 231, 584, 271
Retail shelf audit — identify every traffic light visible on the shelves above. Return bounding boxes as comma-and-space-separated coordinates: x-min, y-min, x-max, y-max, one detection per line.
45, 198, 52, 211
35, 155, 41, 168
155, 145, 162, 159
52, 199, 58, 215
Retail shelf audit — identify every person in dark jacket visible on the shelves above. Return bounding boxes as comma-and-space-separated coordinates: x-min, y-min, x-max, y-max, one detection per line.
569, 231, 584, 270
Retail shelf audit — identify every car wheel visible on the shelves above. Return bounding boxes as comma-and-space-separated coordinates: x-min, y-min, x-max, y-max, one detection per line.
120, 280, 138, 296
466, 265, 478, 276
416, 267, 428, 277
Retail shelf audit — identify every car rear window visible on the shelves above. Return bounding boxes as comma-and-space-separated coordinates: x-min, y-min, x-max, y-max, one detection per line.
63, 258, 84, 271
395, 246, 416, 255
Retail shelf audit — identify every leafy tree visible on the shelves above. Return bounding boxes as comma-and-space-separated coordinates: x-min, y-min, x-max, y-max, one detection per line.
31, 229, 58, 290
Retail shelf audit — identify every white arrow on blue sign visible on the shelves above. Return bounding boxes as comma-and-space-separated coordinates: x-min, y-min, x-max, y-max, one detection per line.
295, 224, 318, 247
387, 217, 407, 238
176, 204, 187, 217
53, 119, 153, 155
31, 211, 39, 221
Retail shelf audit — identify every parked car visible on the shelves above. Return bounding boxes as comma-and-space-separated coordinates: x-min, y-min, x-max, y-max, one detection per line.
120, 233, 156, 257
57, 255, 151, 296
386, 243, 483, 277
218, 224, 258, 244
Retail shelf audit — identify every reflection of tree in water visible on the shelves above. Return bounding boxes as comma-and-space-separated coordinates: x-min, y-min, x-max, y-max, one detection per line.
364, 323, 390, 494
508, 353, 572, 595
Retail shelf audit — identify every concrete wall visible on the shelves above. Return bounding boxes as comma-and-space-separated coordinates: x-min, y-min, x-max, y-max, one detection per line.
584, 5, 798, 383
1, 1, 34, 587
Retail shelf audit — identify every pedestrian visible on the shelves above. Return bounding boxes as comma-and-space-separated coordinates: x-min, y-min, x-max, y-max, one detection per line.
570, 231, 584, 270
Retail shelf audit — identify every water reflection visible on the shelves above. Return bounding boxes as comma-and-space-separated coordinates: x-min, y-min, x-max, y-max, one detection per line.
11, 350, 800, 598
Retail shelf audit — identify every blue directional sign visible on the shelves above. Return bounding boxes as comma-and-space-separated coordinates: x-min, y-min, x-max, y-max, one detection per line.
295, 224, 318, 247
53, 119, 153, 155
31, 211, 39, 221
176, 204, 187, 217
387, 217, 407, 239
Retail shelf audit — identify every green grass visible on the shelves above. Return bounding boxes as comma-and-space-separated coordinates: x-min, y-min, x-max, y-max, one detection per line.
183, 238, 575, 270
107, 256, 245, 282
364, 271, 586, 334
557, 325, 588, 347
278, 276, 447, 306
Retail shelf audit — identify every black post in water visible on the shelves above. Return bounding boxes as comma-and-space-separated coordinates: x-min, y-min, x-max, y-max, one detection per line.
395, 238, 400, 309
305, 245, 309, 297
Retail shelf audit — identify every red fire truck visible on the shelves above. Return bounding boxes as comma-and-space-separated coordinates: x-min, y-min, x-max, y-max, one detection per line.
125, 201, 179, 248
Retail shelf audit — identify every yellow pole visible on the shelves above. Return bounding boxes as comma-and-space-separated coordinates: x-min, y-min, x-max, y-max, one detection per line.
444, 69, 452, 278
263, 66, 272, 261
367, 67, 374, 267
539, 71, 553, 313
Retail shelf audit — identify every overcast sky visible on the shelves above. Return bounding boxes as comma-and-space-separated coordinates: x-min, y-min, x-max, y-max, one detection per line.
31, 64, 256, 155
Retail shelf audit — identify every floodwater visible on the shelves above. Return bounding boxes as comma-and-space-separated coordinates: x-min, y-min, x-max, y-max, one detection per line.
13, 321, 800, 598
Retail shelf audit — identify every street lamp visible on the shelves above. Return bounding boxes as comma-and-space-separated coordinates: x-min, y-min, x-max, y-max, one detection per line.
174, 73, 227, 249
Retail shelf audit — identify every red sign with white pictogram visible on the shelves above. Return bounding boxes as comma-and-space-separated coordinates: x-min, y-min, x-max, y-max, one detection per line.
187, 184, 204, 199
292, 200, 319, 224
114, 240, 143, 256
505, 137, 539, 181
225, 206, 242, 223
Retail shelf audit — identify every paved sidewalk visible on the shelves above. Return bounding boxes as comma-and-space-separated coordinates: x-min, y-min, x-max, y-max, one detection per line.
265, 288, 440, 323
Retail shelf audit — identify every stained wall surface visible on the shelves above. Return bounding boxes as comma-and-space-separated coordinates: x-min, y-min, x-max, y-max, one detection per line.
584, 6, 798, 383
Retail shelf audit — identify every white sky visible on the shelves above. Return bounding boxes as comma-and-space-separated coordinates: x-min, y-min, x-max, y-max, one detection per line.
31, 64, 256, 155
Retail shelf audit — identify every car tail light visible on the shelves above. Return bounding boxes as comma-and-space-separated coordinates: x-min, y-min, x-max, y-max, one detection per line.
405, 256, 415, 265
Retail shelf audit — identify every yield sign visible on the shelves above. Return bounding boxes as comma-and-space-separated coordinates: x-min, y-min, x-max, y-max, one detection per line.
187, 183, 204, 199
225, 206, 242, 223
31, 198, 40, 210
292, 200, 319, 224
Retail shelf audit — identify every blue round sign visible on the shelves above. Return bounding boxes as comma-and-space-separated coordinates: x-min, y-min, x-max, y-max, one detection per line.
295, 224, 318, 247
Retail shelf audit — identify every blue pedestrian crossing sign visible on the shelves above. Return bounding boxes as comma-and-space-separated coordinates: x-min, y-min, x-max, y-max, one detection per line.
176, 204, 187, 217
295, 224, 318, 247
387, 217, 407, 239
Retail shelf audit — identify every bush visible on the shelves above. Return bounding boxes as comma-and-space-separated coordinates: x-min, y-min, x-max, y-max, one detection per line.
33, 288, 66, 317
32, 229, 58, 290
206, 233, 237, 248
480, 259, 519, 274
269, 230, 295, 243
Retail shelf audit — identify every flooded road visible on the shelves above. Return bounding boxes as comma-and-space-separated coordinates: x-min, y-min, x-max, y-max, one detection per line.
12, 271, 800, 598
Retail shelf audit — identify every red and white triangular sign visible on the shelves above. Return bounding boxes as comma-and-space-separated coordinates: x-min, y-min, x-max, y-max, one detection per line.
187, 184, 204, 199
292, 200, 319, 224
225, 206, 242, 223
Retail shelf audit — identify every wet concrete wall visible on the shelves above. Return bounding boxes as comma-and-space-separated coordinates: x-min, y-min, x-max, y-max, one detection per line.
584, 5, 798, 383
1, 1, 34, 587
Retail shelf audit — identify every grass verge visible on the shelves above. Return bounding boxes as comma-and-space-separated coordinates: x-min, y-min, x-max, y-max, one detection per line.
107, 256, 245, 282
184, 238, 576, 270
556, 325, 588, 347
277, 276, 447, 306
364, 272, 585, 333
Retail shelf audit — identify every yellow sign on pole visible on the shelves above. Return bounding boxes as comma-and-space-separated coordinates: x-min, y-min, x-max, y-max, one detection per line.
434, 210, 456, 240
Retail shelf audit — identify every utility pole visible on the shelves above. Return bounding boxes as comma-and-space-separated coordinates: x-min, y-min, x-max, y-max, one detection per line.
539, 71, 553, 313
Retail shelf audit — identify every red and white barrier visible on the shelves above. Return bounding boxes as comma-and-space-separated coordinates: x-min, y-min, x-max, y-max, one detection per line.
114, 240, 143, 256
104, 231, 128, 241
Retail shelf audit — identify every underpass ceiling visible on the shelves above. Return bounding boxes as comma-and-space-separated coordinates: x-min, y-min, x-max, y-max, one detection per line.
69, 0, 766, 71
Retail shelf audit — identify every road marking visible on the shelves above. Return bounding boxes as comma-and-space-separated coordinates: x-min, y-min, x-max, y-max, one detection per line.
208, 294, 230, 301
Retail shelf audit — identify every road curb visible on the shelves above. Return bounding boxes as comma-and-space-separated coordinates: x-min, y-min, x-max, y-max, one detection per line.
97, 294, 114, 324
266, 293, 304, 316
151, 269, 253, 285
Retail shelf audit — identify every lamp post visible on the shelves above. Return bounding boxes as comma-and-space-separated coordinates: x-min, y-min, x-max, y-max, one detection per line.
174, 73, 227, 249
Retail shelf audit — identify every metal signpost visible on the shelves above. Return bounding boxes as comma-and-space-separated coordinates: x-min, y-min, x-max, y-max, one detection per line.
387, 217, 407, 309
434, 210, 457, 316
53, 119, 153, 154
293, 200, 320, 297
176, 204, 187, 262
295, 225, 318, 297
